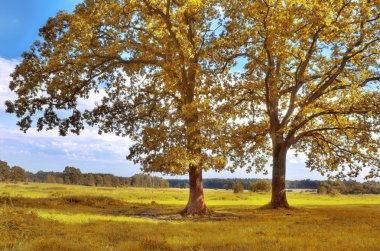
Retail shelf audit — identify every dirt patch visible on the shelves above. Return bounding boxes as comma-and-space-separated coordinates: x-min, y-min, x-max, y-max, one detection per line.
148, 212, 244, 222
104, 206, 249, 222
103, 202, 180, 217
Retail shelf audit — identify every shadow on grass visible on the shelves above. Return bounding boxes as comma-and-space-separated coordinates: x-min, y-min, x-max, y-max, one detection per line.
0, 195, 258, 221
0, 195, 318, 222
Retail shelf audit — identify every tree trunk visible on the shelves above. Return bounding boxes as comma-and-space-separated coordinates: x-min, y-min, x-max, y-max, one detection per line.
181, 166, 211, 216
270, 143, 290, 208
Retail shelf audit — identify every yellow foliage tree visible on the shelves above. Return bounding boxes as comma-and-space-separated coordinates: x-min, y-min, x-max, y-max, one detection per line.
222, 0, 380, 208
6, 0, 231, 215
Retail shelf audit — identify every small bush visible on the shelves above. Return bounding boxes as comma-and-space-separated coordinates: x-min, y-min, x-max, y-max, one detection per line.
330, 189, 340, 197
249, 180, 271, 192
233, 183, 244, 193
317, 184, 328, 195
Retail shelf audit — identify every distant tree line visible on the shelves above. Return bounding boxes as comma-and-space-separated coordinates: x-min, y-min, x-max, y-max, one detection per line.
0, 160, 169, 188
168, 178, 266, 190
39, 167, 170, 188
286, 179, 320, 189
169, 178, 380, 194
168, 178, 319, 190
317, 180, 380, 195
2, 159, 379, 194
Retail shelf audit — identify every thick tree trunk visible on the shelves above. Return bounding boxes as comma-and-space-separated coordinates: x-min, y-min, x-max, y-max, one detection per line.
270, 143, 290, 208
181, 166, 211, 216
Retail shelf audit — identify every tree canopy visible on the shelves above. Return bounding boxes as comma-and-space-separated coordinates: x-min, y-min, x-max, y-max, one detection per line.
6, 0, 228, 173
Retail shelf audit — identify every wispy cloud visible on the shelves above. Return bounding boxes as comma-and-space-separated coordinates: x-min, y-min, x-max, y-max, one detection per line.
0, 57, 18, 111
77, 89, 106, 111
288, 149, 307, 164
0, 124, 134, 162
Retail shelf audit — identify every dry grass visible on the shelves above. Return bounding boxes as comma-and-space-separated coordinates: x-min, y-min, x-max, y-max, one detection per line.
0, 182, 379, 250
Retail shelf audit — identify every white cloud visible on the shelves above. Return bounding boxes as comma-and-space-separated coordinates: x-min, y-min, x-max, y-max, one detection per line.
287, 149, 307, 164
0, 123, 134, 163
77, 89, 106, 111
0, 57, 19, 111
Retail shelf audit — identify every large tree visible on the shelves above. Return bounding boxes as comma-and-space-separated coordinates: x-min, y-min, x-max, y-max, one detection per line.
223, 0, 380, 208
6, 0, 229, 215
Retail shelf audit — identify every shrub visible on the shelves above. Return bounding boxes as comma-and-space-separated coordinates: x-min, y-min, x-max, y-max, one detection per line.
318, 180, 347, 195
317, 186, 328, 195
249, 180, 271, 192
330, 188, 340, 197
233, 183, 244, 193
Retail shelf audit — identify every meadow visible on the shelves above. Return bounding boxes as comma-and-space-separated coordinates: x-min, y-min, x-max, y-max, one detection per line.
1, 183, 379, 251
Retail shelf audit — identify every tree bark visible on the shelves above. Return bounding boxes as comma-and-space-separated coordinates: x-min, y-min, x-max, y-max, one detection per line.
181, 166, 211, 216
270, 142, 290, 208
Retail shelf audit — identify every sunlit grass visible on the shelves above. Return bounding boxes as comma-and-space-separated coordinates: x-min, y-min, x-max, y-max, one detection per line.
1, 182, 379, 207
1, 182, 379, 250
1, 204, 379, 251
34, 209, 165, 224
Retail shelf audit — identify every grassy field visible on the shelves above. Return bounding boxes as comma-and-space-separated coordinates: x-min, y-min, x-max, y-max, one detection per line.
1, 183, 379, 250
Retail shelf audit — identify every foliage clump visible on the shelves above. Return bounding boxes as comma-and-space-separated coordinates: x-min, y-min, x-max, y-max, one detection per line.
249, 180, 271, 192
329, 189, 340, 197
233, 183, 244, 193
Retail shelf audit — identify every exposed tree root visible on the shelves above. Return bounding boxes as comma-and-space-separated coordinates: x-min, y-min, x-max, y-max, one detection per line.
259, 202, 294, 210
180, 206, 213, 217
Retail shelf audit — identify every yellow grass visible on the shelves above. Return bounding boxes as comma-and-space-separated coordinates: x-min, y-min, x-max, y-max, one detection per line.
0, 182, 379, 251
34, 210, 167, 224
1, 182, 379, 206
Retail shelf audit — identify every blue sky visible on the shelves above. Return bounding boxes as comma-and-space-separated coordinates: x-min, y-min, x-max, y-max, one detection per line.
0, 1, 82, 58
0, 0, 360, 181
